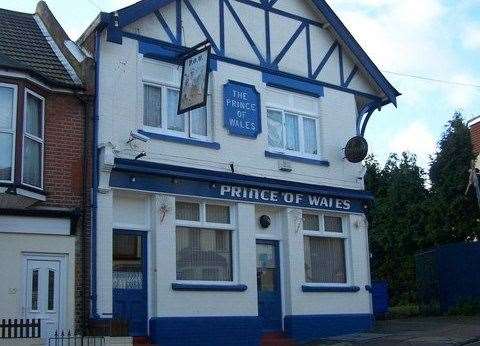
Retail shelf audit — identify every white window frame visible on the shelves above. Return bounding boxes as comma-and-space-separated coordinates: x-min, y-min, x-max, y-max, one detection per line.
22, 88, 45, 190
0, 82, 18, 184
302, 212, 352, 287
266, 105, 321, 160
142, 78, 212, 142
174, 199, 238, 285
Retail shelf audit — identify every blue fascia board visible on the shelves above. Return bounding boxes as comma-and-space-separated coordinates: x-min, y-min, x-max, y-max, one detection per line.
116, 0, 175, 28
138, 130, 221, 149
263, 73, 324, 98
302, 285, 361, 293
138, 39, 218, 70
311, 0, 400, 105
172, 283, 248, 291
112, 158, 374, 201
265, 151, 329, 167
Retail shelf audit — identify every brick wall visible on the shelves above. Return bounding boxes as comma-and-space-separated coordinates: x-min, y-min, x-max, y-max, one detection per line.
42, 91, 92, 330
470, 121, 480, 157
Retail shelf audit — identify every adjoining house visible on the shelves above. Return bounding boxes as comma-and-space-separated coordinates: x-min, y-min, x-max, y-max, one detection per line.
78, 0, 399, 345
0, 1, 93, 340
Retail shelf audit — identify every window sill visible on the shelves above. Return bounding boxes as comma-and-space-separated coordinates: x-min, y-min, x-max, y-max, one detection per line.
302, 285, 360, 293
139, 130, 221, 150
171, 283, 248, 292
265, 151, 330, 167
0, 182, 46, 201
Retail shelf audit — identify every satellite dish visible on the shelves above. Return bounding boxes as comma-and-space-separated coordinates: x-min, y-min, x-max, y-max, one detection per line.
345, 136, 369, 163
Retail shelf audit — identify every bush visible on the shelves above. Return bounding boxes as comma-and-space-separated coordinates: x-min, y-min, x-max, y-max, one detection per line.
448, 299, 480, 316
388, 305, 420, 319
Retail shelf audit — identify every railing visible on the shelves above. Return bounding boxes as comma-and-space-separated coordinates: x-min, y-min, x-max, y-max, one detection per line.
0, 318, 41, 338
49, 330, 105, 346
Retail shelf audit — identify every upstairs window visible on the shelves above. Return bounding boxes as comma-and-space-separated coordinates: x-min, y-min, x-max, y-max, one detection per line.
143, 83, 209, 140
267, 108, 319, 157
0, 84, 16, 182
22, 90, 44, 189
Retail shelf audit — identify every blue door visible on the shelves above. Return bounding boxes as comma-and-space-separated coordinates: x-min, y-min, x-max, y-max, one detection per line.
112, 230, 148, 336
256, 240, 282, 332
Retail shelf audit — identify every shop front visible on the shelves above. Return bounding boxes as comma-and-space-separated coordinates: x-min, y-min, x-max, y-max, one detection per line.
93, 158, 374, 345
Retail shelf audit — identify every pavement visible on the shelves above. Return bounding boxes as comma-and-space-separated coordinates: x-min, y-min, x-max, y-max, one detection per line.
308, 316, 480, 345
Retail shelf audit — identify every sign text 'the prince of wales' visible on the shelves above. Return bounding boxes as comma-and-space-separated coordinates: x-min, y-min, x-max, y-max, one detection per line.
223, 81, 261, 138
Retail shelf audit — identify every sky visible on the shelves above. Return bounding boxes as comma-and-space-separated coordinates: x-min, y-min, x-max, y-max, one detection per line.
3, 0, 480, 171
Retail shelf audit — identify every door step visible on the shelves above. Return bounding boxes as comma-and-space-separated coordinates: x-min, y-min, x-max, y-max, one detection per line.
261, 332, 297, 346
133, 336, 156, 346
104, 336, 133, 346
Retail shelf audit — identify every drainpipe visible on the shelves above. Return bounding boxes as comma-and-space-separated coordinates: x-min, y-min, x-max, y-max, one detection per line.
91, 30, 101, 319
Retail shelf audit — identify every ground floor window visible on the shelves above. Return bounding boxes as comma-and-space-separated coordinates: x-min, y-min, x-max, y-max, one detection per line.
175, 200, 235, 282
176, 227, 232, 281
303, 213, 348, 284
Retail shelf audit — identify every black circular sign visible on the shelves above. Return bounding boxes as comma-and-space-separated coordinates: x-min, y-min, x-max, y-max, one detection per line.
259, 215, 271, 229
345, 136, 369, 163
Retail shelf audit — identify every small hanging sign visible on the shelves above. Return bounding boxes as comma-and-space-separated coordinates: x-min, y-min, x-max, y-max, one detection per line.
178, 44, 211, 114
345, 136, 369, 163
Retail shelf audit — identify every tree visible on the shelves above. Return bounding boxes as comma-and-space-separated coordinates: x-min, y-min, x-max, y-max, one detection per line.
365, 153, 428, 304
427, 112, 480, 244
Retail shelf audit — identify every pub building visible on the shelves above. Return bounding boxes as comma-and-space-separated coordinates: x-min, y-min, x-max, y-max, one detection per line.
78, 0, 399, 344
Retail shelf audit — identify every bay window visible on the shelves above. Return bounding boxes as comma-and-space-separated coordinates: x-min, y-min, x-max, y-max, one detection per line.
0, 83, 16, 182
143, 83, 209, 140
267, 108, 319, 157
303, 213, 349, 284
22, 90, 44, 189
175, 201, 235, 282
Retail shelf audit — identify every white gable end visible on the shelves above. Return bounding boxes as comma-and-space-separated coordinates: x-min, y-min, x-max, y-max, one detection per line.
120, 0, 383, 98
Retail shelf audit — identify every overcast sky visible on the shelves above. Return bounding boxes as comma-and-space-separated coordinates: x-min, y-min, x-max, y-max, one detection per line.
4, 0, 480, 170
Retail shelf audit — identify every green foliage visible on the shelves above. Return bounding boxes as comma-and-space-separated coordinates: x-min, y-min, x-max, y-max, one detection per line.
427, 112, 480, 244
366, 112, 480, 306
388, 305, 421, 319
447, 298, 480, 316
365, 153, 428, 304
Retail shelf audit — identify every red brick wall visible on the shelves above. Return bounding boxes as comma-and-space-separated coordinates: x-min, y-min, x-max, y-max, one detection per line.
42, 91, 92, 329
470, 121, 480, 157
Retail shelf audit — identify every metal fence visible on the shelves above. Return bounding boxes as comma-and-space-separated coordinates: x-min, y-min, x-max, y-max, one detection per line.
0, 319, 41, 338
49, 331, 105, 346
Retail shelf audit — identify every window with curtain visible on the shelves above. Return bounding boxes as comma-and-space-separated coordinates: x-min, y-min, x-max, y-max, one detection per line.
303, 213, 348, 284
0, 84, 15, 182
23, 91, 44, 188
175, 201, 234, 282
267, 108, 318, 156
143, 82, 209, 139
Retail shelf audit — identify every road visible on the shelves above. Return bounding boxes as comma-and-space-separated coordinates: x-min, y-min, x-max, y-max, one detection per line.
309, 316, 480, 345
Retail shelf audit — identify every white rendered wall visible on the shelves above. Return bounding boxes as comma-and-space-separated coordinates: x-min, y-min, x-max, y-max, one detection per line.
108, 191, 372, 319
0, 232, 75, 330
98, 34, 367, 190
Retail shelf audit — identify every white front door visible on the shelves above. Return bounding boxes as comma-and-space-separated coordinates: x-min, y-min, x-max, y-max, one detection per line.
25, 259, 61, 339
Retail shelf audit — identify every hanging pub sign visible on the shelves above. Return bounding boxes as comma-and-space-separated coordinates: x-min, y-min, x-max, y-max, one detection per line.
345, 136, 369, 163
223, 80, 261, 138
178, 44, 211, 114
